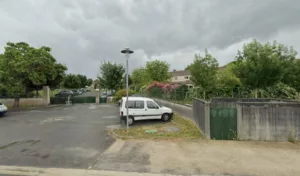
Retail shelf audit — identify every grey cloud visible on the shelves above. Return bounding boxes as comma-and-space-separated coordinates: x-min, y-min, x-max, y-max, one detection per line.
0, 0, 299, 78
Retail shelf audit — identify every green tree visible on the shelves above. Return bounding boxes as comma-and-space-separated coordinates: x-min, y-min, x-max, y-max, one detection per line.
145, 60, 171, 82
86, 78, 93, 86
282, 60, 300, 99
233, 40, 297, 98
131, 68, 150, 91
0, 42, 67, 107
98, 61, 125, 90
63, 74, 81, 88
217, 62, 241, 88
63, 74, 93, 88
189, 50, 219, 99
77, 74, 88, 87
215, 62, 241, 97
123, 74, 133, 88
185, 65, 191, 71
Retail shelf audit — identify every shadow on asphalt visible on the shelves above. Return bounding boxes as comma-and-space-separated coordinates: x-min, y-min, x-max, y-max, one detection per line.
121, 119, 171, 128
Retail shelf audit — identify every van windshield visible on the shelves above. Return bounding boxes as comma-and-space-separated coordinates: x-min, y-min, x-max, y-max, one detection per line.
154, 101, 162, 108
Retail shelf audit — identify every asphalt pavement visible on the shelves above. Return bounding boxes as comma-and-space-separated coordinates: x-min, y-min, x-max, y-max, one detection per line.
0, 104, 119, 169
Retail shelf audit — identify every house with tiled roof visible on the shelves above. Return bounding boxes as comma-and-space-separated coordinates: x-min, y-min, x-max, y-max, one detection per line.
169, 70, 194, 88
169, 65, 227, 88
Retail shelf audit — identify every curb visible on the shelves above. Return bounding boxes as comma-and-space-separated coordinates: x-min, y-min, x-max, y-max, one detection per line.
109, 129, 135, 139
0, 165, 213, 176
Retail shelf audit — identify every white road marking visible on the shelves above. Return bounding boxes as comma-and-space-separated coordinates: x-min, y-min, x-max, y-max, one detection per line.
40, 116, 75, 125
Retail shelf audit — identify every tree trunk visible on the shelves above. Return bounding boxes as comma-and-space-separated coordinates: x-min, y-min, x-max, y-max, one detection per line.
13, 97, 20, 108
254, 88, 258, 98
203, 91, 206, 100
36, 88, 39, 98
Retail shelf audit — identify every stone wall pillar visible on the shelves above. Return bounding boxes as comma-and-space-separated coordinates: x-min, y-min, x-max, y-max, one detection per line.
96, 90, 100, 103
204, 102, 211, 139
43, 86, 50, 105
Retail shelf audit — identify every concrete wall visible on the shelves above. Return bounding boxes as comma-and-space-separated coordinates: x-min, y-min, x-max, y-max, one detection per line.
237, 102, 300, 141
211, 98, 292, 108
0, 86, 50, 107
154, 99, 192, 119
0, 98, 45, 107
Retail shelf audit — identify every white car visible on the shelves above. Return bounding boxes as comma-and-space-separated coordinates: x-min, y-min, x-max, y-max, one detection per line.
119, 97, 173, 125
0, 103, 8, 117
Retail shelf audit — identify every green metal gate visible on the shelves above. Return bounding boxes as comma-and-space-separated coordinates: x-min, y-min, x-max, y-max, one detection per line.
50, 96, 96, 104
210, 108, 237, 140
73, 96, 96, 104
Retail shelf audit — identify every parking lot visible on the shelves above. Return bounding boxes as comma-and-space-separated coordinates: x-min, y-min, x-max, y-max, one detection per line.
0, 104, 119, 169
1, 104, 300, 176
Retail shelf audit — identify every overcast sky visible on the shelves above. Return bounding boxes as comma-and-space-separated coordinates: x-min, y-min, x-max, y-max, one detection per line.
0, 0, 300, 78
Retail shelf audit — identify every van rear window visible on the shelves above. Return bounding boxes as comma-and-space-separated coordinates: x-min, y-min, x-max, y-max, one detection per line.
125, 101, 134, 108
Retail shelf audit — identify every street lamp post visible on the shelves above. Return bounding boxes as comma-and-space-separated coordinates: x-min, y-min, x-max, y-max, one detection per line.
121, 48, 134, 130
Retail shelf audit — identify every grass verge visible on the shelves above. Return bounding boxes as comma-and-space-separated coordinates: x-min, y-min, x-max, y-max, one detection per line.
112, 114, 202, 139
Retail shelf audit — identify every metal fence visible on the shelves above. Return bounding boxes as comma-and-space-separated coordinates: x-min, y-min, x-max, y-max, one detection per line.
192, 98, 210, 138
192, 99, 206, 131
144, 88, 191, 105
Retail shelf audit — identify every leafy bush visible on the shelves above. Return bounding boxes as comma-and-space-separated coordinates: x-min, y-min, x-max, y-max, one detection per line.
261, 82, 297, 99
114, 89, 136, 101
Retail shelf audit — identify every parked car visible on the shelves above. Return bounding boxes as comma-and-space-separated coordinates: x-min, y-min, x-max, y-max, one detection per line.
79, 88, 86, 93
55, 90, 74, 97
0, 103, 8, 117
72, 90, 79, 95
72, 89, 83, 95
119, 97, 173, 125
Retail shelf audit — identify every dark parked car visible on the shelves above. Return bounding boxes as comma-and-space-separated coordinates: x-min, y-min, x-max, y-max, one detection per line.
79, 88, 86, 93
72, 89, 82, 95
55, 90, 74, 97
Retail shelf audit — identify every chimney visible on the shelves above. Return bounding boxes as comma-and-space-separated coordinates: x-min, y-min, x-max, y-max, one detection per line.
173, 69, 176, 72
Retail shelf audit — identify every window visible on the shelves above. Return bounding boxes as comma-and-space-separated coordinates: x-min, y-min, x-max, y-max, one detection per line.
134, 101, 144, 109
147, 101, 159, 109
125, 101, 134, 108
125, 100, 144, 109
174, 76, 178, 80
184, 75, 189, 79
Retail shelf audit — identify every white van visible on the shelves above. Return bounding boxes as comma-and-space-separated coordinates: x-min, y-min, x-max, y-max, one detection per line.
119, 97, 173, 125
0, 103, 7, 117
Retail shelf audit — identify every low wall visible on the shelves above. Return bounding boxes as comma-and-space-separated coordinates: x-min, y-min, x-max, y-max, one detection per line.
154, 99, 192, 119
193, 99, 210, 139
0, 98, 45, 107
211, 98, 291, 108
237, 102, 300, 141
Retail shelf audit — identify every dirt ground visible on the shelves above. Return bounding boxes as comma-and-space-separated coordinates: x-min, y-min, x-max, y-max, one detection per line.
95, 139, 300, 176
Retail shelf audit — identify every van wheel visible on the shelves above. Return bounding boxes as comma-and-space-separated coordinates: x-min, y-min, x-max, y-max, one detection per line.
128, 116, 134, 126
161, 113, 170, 122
